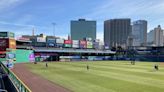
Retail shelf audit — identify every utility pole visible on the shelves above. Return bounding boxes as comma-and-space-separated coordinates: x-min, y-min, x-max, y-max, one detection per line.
52, 23, 56, 37
32, 27, 35, 36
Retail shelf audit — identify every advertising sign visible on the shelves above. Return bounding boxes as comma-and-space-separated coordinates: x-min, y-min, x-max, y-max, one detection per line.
56, 39, 64, 44
8, 32, 15, 38
29, 54, 35, 62
87, 41, 93, 48
80, 40, 87, 45
93, 42, 99, 49
64, 44, 72, 48
85, 37, 92, 41
7, 53, 16, 59
72, 40, 79, 45
56, 43, 63, 47
47, 39, 56, 47
0, 32, 7, 38
17, 37, 30, 41
0, 54, 6, 58
80, 40, 87, 48
9, 39, 16, 49
0, 39, 9, 51
0, 32, 15, 38
80, 44, 87, 48
47, 39, 55, 43
6, 60, 14, 69
37, 37, 46, 42
64, 40, 72, 44
105, 46, 109, 49
72, 44, 79, 48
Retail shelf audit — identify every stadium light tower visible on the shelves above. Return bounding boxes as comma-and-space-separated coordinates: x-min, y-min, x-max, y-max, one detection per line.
52, 22, 56, 37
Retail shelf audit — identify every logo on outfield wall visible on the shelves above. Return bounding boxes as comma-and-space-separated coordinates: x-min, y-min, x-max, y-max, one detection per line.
29, 54, 35, 62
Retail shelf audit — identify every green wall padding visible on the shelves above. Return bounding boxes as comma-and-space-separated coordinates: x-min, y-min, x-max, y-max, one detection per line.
7, 49, 34, 63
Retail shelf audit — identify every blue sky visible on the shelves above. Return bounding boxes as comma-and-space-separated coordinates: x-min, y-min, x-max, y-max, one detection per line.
0, 0, 164, 40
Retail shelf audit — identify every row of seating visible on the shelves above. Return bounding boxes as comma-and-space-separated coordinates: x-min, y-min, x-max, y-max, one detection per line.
0, 66, 18, 92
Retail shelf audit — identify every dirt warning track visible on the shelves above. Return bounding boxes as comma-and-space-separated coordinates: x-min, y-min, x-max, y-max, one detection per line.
12, 63, 71, 92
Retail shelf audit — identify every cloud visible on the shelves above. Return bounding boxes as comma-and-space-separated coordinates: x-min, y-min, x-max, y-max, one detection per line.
97, 31, 103, 41
0, 21, 34, 27
16, 14, 34, 24
0, 0, 25, 13
84, 0, 164, 19
79, 0, 164, 34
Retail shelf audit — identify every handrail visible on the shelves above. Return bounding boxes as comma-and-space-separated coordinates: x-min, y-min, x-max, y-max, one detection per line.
0, 89, 8, 92
0, 62, 32, 92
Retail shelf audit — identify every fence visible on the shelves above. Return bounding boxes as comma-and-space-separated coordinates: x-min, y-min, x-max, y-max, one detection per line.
0, 61, 32, 92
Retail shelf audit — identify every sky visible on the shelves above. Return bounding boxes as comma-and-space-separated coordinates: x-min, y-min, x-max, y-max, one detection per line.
0, 0, 164, 41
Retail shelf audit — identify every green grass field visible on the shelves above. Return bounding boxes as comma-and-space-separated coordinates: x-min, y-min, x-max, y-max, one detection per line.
26, 61, 164, 92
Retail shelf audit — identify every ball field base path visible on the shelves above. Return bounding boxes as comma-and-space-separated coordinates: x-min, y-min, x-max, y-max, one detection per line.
11, 63, 71, 92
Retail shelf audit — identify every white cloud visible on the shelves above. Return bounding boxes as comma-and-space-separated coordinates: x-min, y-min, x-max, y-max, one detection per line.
0, 0, 25, 12
0, 21, 34, 27
84, 0, 164, 19
79, 0, 164, 35
97, 31, 103, 41
16, 14, 34, 24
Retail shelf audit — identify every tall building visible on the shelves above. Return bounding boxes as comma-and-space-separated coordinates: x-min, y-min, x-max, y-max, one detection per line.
104, 18, 131, 48
147, 25, 164, 46
71, 19, 96, 40
147, 30, 154, 45
132, 20, 147, 46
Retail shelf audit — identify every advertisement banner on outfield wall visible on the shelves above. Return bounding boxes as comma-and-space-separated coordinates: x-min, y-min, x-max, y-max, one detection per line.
29, 53, 35, 62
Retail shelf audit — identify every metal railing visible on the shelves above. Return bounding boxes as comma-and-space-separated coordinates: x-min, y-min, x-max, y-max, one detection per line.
0, 62, 32, 92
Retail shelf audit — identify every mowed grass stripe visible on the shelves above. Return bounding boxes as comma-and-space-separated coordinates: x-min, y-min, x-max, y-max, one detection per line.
92, 62, 164, 70
59, 62, 164, 78
70, 61, 164, 71
26, 62, 164, 92
49, 63, 164, 88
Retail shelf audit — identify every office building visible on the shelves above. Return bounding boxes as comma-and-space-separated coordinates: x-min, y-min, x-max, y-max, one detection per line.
71, 19, 96, 40
147, 25, 164, 46
104, 18, 131, 48
132, 20, 147, 46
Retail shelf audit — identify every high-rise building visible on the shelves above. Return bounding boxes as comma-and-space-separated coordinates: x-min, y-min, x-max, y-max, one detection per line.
147, 25, 164, 46
132, 20, 147, 46
104, 18, 131, 48
71, 19, 96, 40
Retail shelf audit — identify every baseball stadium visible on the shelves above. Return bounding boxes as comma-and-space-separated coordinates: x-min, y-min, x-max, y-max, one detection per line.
0, 32, 164, 92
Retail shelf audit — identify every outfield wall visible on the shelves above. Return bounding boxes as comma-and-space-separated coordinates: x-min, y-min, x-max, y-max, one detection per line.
6, 49, 34, 63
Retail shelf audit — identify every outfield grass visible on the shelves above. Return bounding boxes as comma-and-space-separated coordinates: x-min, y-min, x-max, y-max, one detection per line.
26, 61, 164, 92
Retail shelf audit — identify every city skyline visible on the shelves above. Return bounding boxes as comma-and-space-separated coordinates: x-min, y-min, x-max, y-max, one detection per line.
0, 0, 164, 41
